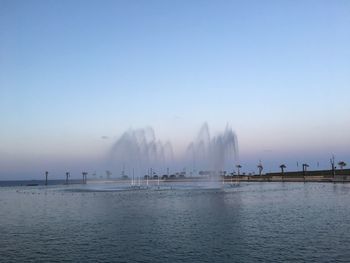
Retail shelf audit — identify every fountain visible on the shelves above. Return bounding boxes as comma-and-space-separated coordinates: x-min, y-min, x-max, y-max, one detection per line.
186, 123, 239, 186
109, 127, 174, 182
108, 123, 239, 190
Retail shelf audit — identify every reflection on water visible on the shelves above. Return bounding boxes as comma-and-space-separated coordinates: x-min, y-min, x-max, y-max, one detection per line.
1, 182, 350, 262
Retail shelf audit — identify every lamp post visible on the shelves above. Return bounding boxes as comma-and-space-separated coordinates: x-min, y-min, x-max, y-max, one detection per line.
236, 165, 242, 176
257, 162, 263, 176
82, 172, 88, 184
330, 155, 336, 178
66, 172, 70, 185
45, 171, 48, 186
302, 163, 309, 181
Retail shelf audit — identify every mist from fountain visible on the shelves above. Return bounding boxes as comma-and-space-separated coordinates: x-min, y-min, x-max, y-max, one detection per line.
109, 127, 174, 178
108, 123, 239, 182
186, 123, 239, 177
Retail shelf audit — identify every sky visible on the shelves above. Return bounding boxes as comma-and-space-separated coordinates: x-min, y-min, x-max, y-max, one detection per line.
0, 0, 349, 179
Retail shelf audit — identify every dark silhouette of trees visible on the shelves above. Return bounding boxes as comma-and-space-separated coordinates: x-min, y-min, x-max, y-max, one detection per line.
338, 161, 347, 170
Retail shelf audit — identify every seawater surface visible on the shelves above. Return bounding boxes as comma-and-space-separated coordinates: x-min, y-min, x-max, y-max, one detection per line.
1, 182, 350, 262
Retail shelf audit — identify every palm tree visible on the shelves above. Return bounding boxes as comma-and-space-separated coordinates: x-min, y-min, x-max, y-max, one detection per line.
280, 164, 286, 176
236, 164, 242, 176
338, 161, 347, 170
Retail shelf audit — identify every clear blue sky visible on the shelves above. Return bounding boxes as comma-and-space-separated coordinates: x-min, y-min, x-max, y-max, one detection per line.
1, 0, 349, 179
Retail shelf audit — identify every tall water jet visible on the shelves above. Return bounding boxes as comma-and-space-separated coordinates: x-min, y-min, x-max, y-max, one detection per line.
109, 127, 174, 178
186, 123, 239, 179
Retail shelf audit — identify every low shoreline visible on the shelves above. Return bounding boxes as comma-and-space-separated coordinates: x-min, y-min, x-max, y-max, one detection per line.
1, 168, 350, 187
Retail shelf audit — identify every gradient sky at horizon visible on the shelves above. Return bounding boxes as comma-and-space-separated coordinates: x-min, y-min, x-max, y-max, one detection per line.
1, 0, 350, 179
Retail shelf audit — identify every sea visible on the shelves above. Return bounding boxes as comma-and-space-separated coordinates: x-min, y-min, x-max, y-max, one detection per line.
0, 181, 349, 262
